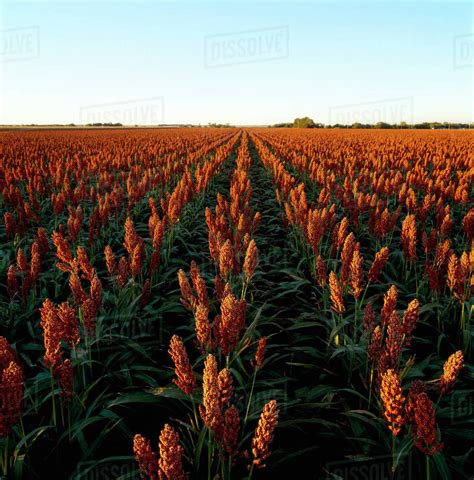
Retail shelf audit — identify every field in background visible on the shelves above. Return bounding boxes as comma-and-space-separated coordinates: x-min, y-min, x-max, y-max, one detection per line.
0, 128, 473, 479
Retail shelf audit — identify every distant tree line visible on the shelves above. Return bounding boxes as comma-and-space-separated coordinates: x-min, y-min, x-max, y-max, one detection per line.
5, 120, 472, 129
207, 123, 233, 128
272, 118, 473, 129
86, 122, 123, 127
273, 117, 324, 128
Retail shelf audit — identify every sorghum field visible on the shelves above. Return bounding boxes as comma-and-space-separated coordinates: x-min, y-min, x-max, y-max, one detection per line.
0, 128, 472, 479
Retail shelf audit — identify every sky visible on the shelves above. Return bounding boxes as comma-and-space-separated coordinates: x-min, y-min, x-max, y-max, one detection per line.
0, 1, 472, 125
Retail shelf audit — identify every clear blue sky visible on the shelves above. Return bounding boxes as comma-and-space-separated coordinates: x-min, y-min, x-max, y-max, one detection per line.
0, 1, 472, 125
